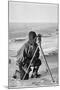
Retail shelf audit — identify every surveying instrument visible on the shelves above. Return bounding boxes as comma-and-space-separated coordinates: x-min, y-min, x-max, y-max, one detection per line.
22, 34, 55, 82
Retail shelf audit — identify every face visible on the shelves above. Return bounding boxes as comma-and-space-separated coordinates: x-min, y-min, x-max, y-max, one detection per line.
29, 36, 37, 45
33, 37, 37, 43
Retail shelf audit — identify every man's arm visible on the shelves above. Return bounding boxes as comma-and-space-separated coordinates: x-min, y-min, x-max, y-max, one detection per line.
37, 34, 42, 59
16, 44, 25, 66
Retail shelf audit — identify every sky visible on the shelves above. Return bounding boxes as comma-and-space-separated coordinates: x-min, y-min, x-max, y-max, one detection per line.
9, 2, 58, 23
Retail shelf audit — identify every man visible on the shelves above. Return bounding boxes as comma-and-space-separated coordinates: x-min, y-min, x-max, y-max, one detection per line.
13, 31, 42, 80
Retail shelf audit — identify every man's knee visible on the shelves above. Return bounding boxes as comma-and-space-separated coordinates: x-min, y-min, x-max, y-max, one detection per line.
38, 59, 41, 66
35, 59, 41, 67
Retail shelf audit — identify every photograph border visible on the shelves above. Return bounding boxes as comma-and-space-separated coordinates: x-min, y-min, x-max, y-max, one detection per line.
8, 1, 59, 88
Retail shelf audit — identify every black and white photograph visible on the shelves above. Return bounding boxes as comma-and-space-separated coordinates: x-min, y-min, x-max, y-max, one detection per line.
8, 1, 59, 88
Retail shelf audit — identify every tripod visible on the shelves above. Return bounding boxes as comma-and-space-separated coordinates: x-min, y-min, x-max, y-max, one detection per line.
22, 39, 55, 82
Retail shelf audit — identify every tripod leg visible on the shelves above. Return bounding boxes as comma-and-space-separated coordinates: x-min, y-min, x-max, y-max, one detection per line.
22, 47, 39, 80
40, 46, 55, 82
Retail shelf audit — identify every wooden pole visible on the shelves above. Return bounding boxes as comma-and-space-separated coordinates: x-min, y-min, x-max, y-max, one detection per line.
40, 45, 55, 82
23, 46, 39, 80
